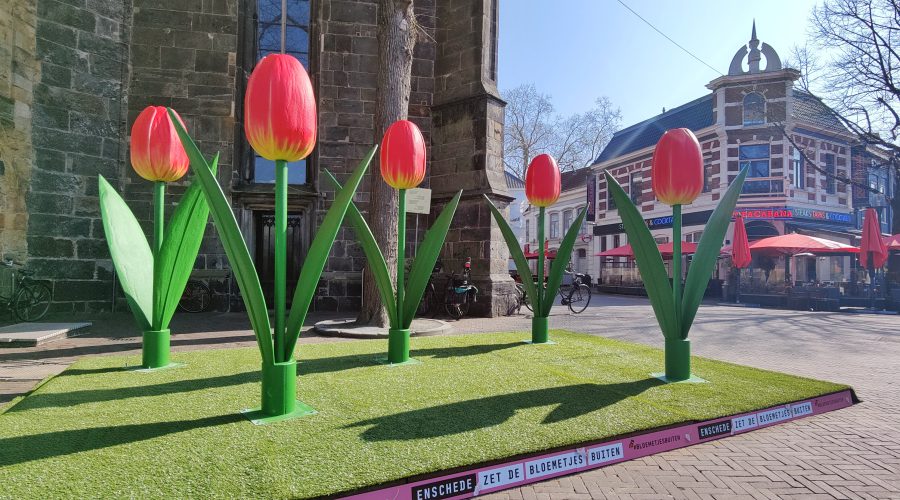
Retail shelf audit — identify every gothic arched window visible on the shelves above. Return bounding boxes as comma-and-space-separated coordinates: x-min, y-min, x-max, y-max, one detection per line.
743, 92, 766, 126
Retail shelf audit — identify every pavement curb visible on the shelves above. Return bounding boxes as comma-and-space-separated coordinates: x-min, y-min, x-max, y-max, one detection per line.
313, 318, 453, 339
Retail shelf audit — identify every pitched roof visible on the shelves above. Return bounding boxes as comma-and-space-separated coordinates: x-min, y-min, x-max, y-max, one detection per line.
594, 94, 714, 164
560, 167, 591, 192
791, 89, 847, 133
505, 170, 524, 189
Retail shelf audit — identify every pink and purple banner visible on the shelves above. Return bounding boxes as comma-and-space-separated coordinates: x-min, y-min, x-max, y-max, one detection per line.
343, 389, 854, 500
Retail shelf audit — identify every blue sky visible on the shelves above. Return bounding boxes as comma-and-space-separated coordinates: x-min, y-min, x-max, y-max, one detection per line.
498, 0, 820, 126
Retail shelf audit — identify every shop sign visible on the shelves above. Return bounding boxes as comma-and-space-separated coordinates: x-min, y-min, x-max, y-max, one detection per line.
732, 206, 852, 224
593, 210, 714, 236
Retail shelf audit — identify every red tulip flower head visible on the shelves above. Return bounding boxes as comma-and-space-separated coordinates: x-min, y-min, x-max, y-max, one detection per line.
380, 120, 426, 190
525, 154, 561, 207
130, 106, 190, 182
651, 128, 704, 206
244, 54, 317, 162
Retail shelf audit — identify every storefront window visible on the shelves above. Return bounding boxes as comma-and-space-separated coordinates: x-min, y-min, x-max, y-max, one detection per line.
253, 0, 311, 185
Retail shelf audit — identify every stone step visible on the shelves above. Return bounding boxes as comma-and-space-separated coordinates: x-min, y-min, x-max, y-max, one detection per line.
0, 322, 92, 347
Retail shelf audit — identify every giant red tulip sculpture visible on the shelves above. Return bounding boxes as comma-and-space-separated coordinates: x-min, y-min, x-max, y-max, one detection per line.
605, 129, 748, 381
99, 106, 211, 370
169, 53, 375, 423
325, 120, 461, 364
486, 154, 585, 344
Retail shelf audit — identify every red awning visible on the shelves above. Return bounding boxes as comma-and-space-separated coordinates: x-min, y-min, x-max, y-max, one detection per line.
860, 208, 888, 268
595, 241, 697, 258
749, 233, 859, 256
731, 216, 752, 268
525, 249, 557, 260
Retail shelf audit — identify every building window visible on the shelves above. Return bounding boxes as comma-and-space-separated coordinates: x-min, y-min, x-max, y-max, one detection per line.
742, 92, 766, 126
612, 234, 620, 248
525, 218, 531, 243
824, 153, 836, 194
563, 209, 573, 234
686, 231, 704, 243
253, 0, 311, 185
654, 235, 668, 244
792, 149, 805, 189
578, 206, 587, 234
739, 144, 771, 193
629, 173, 641, 204
600, 236, 608, 253
549, 212, 560, 239
606, 186, 616, 211
702, 159, 711, 193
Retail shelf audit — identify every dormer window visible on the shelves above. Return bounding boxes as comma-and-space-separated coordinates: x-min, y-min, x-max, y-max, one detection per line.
743, 92, 766, 126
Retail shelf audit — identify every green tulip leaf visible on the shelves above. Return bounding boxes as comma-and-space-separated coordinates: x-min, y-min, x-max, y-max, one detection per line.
605, 171, 678, 339
323, 170, 397, 327
155, 163, 217, 330
283, 146, 376, 359
542, 208, 587, 317
168, 108, 274, 366
680, 167, 749, 338
484, 195, 538, 314
402, 191, 462, 329
98, 175, 153, 331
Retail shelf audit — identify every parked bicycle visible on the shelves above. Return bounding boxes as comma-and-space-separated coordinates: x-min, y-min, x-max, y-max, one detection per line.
178, 279, 213, 313
517, 268, 592, 314
0, 260, 52, 322
417, 258, 478, 320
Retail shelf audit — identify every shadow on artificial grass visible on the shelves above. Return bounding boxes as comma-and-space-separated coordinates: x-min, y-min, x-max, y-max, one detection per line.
296, 341, 523, 375
0, 413, 244, 467
5, 371, 258, 413
12, 343, 523, 412
348, 378, 662, 441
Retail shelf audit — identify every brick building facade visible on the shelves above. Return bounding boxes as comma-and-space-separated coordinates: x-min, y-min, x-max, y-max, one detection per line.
0, 0, 516, 316
590, 25, 862, 285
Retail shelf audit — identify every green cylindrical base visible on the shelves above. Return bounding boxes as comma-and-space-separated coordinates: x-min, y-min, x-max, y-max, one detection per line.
261, 360, 297, 416
388, 328, 410, 364
665, 338, 691, 381
531, 316, 549, 344
142, 329, 171, 369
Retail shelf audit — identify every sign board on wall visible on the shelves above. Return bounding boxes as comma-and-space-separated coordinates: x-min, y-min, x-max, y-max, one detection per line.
593, 210, 714, 236
732, 206, 852, 224
585, 174, 596, 222
406, 188, 432, 215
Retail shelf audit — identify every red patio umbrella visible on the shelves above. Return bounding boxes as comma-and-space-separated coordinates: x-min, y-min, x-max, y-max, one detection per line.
749, 233, 859, 255
595, 244, 634, 257
885, 234, 900, 250
731, 216, 752, 269
860, 208, 888, 268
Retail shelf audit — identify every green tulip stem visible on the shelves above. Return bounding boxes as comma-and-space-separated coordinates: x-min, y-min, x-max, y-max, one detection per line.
397, 188, 407, 329
152, 180, 165, 331
275, 159, 288, 362
672, 203, 682, 334
537, 208, 545, 308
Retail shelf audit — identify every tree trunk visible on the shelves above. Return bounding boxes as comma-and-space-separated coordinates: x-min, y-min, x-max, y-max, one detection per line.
357, 0, 416, 326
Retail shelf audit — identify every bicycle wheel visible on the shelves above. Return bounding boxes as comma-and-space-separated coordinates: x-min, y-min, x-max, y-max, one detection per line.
178, 280, 212, 313
513, 283, 525, 313
416, 283, 435, 317
567, 283, 592, 314
520, 284, 533, 312
14, 282, 52, 322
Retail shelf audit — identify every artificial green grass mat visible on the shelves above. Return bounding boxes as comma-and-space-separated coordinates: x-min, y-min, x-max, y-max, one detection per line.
0, 331, 847, 498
